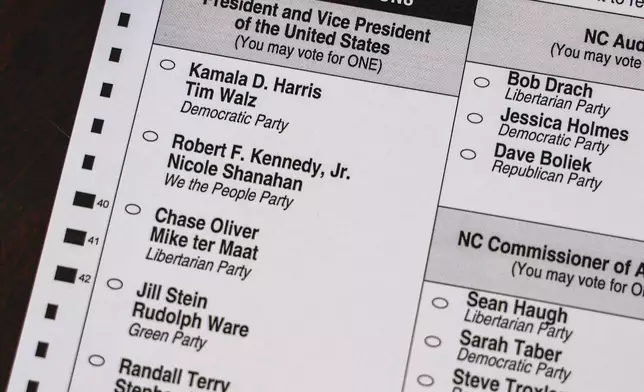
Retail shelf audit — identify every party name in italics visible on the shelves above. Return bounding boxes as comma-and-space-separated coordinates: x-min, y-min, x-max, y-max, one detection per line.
505, 71, 611, 115
460, 294, 572, 383
490, 104, 628, 191
464, 291, 573, 343
144, 206, 256, 281
128, 281, 251, 352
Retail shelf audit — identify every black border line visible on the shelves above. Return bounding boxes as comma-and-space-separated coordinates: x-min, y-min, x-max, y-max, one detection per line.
399, 13, 478, 392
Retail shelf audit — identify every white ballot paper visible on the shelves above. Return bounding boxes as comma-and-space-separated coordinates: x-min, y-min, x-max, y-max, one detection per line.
7, 1, 644, 391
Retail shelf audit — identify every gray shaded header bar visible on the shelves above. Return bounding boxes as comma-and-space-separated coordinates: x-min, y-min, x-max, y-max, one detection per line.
468, 0, 644, 90
427, 207, 644, 319
154, 0, 471, 95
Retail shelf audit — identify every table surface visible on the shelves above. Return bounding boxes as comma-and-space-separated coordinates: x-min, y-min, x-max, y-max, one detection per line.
0, 0, 103, 388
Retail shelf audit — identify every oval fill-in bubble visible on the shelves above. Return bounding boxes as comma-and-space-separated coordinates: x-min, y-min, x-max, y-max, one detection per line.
467, 113, 483, 124
474, 77, 490, 88
107, 278, 123, 290
417, 374, 435, 387
424, 335, 442, 348
142, 130, 158, 142
88, 354, 106, 367
460, 149, 477, 160
125, 203, 141, 215
432, 297, 449, 309
160, 59, 176, 71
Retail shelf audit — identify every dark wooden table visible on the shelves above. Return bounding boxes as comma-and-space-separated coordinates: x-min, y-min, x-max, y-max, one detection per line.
0, 0, 103, 388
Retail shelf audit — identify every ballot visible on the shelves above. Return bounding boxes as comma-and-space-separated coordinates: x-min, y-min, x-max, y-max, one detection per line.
7, 1, 644, 392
